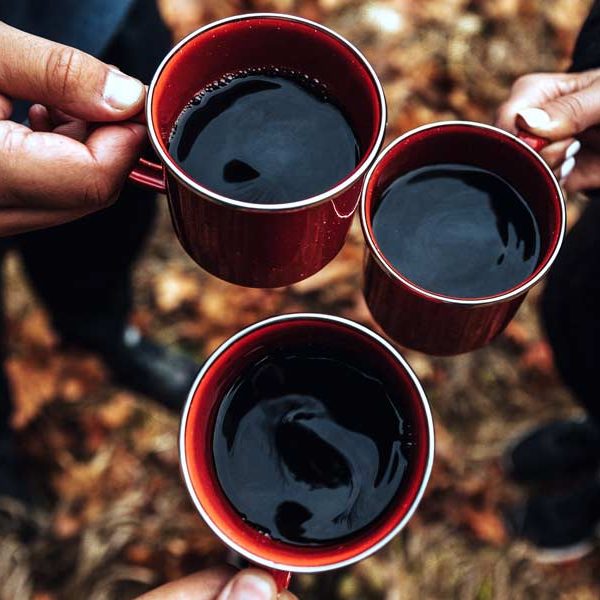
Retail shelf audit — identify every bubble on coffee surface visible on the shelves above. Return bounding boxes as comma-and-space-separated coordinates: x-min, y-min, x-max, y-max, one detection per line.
173, 68, 313, 133
184, 66, 330, 109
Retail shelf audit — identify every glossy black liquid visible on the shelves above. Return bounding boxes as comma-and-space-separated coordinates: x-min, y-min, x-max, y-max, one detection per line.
212, 347, 408, 546
168, 69, 360, 204
372, 164, 541, 298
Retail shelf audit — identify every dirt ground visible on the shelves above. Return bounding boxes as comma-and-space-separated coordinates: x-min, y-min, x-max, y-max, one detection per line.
1, 1, 599, 598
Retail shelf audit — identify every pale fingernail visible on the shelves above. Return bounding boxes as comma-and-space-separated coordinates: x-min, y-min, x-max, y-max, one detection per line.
560, 156, 576, 180
224, 573, 274, 600
517, 107, 552, 130
104, 68, 144, 110
565, 140, 581, 160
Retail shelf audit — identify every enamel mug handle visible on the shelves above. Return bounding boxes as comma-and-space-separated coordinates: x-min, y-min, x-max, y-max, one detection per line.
129, 157, 166, 193
517, 130, 549, 153
266, 568, 292, 592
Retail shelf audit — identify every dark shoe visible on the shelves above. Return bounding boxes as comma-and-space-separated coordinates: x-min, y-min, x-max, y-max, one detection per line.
504, 478, 600, 563
503, 418, 600, 483
99, 326, 200, 412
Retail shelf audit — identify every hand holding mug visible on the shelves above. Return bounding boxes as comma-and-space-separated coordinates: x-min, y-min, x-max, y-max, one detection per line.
0, 21, 146, 236
496, 69, 600, 191
137, 567, 298, 600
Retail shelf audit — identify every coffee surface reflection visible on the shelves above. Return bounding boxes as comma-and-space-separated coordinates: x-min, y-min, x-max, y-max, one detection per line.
212, 347, 408, 546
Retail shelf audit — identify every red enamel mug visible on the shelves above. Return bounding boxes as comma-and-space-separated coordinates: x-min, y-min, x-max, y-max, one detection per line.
360, 121, 566, 356
179, 313, 434, 590
130, 13, 386, 288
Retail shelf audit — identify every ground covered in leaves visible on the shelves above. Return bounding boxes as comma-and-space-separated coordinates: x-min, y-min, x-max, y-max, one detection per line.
2, 1, 599, 599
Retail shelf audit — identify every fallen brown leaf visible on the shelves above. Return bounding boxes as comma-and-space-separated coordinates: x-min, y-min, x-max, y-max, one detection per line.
461, 506, 508, 545
97, 393, 136, 430
16, 309, 58, 352
6, 357, 59, 429
152, 270, 202, 315
52, 510, 82, 540
520, 340, 555, 375
503, 320, 531, 348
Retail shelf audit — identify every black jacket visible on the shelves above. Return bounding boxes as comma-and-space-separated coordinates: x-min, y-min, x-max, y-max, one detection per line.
571, 0, 600, 71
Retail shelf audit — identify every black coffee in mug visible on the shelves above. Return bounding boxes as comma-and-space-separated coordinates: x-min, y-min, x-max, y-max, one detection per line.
372, 164, 541, 298
212, 344, 412, 546
168, 67, 360, 204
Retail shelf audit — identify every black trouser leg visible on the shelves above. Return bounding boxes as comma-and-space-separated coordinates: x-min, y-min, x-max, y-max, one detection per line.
541, 199, 600, 425
541, 6, 600, 426
16, 183, 158, 350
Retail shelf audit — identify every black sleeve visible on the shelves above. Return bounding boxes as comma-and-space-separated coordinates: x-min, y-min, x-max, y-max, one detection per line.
570, 0, 600, 72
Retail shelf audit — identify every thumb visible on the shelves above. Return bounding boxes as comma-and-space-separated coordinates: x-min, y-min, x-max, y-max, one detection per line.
516, 71, 600, 141
216, 569, 278, 600
0, 22, 145, 121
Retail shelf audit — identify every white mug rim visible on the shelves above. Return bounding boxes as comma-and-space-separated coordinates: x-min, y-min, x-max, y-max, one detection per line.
360, 120, 567, 306
178, 313, 435, 573
146, 13, 387, 213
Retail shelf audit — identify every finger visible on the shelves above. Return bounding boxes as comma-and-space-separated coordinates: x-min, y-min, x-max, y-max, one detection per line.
50, 110, 89, 142
85, 123, 148, 192
0, 94, 12, 119
131, 108, 147, 124
0, 120, 146, 210
496, 73, 580, 134
136, 566, 235, 600
29, 105, 89, 141
552, 159, 576, 183
216, 569, 278, 600
30, 105, 71, 130
539, 138, 580, 169
54, 120, 89, 142
278, 591, 299, 600
44, 106, 72, 127
0, 22, 145, 122
553, 155, 577, 183
516, 72, 600, 140
29, 104, 52, 132
562, 149, 600, 193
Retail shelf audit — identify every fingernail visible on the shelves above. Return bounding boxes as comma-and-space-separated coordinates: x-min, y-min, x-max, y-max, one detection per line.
565, 140, 581, 159
560, 156, 576, 180
517, 107, 552, 130
104, 68, 144, 110
224, 572, 274, 600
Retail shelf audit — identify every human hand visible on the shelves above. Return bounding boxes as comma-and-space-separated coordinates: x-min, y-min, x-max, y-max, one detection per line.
0, 21, 147, 236
496, 69, 600, 193
136, 567, 298, 600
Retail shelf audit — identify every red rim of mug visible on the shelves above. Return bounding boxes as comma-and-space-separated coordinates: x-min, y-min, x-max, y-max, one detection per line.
145, 13, 387, 212
178, 313, 435, 572
360, 121, 567, 305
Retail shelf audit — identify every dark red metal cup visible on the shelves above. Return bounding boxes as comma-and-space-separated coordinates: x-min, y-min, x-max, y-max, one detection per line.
360, 121, 566, 356
130, 13, 386, 288
179, 313, 433, 589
